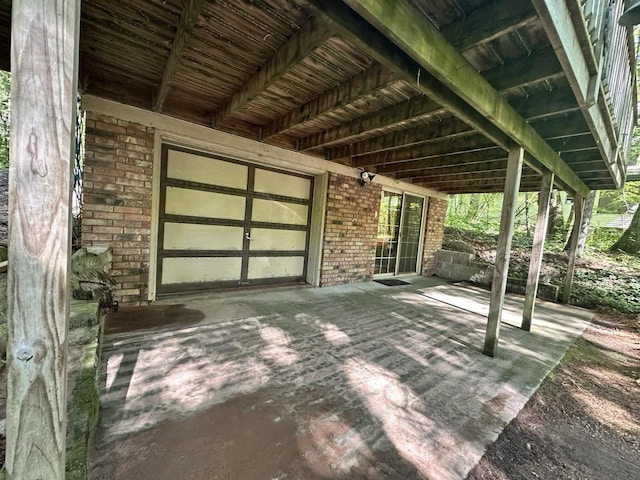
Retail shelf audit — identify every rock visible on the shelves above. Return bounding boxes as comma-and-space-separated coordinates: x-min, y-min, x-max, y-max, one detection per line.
444, 239, 476, 255
70, 246, 116, 309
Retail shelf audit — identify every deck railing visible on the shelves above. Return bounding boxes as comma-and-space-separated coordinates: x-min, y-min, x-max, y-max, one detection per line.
582, 0, 636, 165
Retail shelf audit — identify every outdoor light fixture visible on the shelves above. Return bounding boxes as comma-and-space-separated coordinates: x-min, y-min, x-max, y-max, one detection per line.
619, 0, 640, 26
359, 169, 376, 187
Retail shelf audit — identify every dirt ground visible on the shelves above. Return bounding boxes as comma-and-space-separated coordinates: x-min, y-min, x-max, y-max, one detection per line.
467, 310, 640, 480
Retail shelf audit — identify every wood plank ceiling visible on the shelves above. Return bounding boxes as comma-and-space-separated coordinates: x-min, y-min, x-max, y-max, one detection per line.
0, 0, 628, 193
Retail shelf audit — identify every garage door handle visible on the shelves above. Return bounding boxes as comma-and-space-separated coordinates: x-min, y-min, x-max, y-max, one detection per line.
245, 232, 251, 240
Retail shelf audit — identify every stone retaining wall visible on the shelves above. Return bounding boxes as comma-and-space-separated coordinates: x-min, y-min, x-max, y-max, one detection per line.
435, 250, 559, 301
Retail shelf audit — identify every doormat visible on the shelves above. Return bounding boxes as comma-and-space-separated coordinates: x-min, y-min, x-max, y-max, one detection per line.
374, 279, 411, 286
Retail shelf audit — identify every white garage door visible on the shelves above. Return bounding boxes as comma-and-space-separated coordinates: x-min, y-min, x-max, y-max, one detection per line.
157, 145, 313, 294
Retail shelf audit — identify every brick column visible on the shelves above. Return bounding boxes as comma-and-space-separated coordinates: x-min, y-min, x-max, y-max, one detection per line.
82, 113, 154, 305
320, 173, 381, 286
421, 197, 447, 275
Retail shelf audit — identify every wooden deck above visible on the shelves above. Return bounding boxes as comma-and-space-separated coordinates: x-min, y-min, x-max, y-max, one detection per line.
0, 0, 635, 194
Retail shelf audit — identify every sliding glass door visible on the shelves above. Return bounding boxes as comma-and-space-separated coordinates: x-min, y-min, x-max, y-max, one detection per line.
375, 191, 425, 276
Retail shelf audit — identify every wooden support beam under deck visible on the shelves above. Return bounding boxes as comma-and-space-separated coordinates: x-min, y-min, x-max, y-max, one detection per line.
522, 172, 554, 331
302, 49, 565, 153
298, 94, 442, 151
441, 0, 536, 53
329, 117, 472, 162
342, 0, 589, 197
6, 0, 80, 478
563, 194, 584, 304
213, 15, 331, 127
484, 146, 524, 357
532, 0, 623, 188
262, 63, 396, 139
153, 0, 208, 112
305, 0, 512, 158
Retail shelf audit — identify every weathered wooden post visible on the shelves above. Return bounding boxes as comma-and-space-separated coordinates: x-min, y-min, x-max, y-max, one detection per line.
5, 1, 80, 479
522, 172, 554, 331
563, 194, 584, 304
483, 145, 524, 357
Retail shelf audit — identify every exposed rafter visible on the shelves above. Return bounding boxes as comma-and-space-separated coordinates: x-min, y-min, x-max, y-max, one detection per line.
262, 63, 396, 139
483, 47, 563, 92
441, 0, 537, 53
384, 148, 507, 175
213, 15, 331, 127
305, 0, 512, 154
269, 0, 536, 144
329, 117, 472, 161
342, 0, 592, 192
532, 0, 624, 187
510, 86, 579, 121
153, 0, 208, 112
354, 134, 496, 169
301, 64, 571, 153
298, 95, 443, 151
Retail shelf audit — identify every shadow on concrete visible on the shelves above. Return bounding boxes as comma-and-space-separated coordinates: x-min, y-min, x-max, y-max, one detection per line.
90, 277, 594, 480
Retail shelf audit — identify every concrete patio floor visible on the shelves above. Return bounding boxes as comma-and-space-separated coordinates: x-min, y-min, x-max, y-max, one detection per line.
90, 276, 593, 480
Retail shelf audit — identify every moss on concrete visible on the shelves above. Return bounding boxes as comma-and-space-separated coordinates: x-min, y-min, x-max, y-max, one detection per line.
65, 305, 102, 480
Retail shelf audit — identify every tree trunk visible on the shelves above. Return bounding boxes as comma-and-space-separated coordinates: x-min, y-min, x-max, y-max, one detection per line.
610, 206, 640, 253
547, 189, 564, 237
575, 190, 596, 257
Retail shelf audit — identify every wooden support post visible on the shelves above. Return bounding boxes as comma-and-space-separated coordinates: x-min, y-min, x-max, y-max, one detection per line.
483, 145, 524, 357
563, 194, 584, 304
522, 172, 554, 331
5, 1, 80, 479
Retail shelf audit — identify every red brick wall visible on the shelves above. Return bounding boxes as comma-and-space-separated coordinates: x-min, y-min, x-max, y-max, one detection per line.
320, 173, 382, 286
82, 112, 154, 305
421, 197, 447, 275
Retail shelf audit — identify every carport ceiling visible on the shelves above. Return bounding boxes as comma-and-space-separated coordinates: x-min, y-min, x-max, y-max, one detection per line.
0, 0, 626, 193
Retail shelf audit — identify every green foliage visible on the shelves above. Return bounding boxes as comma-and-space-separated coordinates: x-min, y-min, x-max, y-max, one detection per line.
445, 192, 545, 237
0, 70, 8, 168
572, 266, 640, 314
444, 221, 640, 314
598, 180, 640, 214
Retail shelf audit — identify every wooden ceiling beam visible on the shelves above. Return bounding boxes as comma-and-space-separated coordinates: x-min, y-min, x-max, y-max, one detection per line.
337, 97, 579, 168
559, 149, 601, 163
532, 0, 623, 188
153, 0, 208, 112
408, 165, 539, 182
313, 0, 588, 196
213, 15, 331, 127
441, 0, 536, 53
389, 148, 508, 176
289, 0, 535, 149
300, 59, 568, 153
305, 0, 512, 156
329, 117, 472, 161
414, 174, 541, 189
397, 159, 510, 179
511, 85, 579, 121
532, 112, 591, 139
355, 134, 496, 169
483, 47, 563, 92
547, 134, 597, 153
261, 63, 395, 139
298, 94, 442, 151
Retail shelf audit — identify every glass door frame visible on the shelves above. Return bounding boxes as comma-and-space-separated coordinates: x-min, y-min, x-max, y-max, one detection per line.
374, 189, 428, 277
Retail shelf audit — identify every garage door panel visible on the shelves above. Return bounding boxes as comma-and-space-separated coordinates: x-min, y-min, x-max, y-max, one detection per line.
249, 228, 307, 251
167, 150, 248, 189
158, 146, 312, 293
165, 187, 245, 220
164, 223, 244, 250
162, 257, 242, 284
254, 169, 311, 199
251, 199, 308, 225
247, 256, 305, 279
